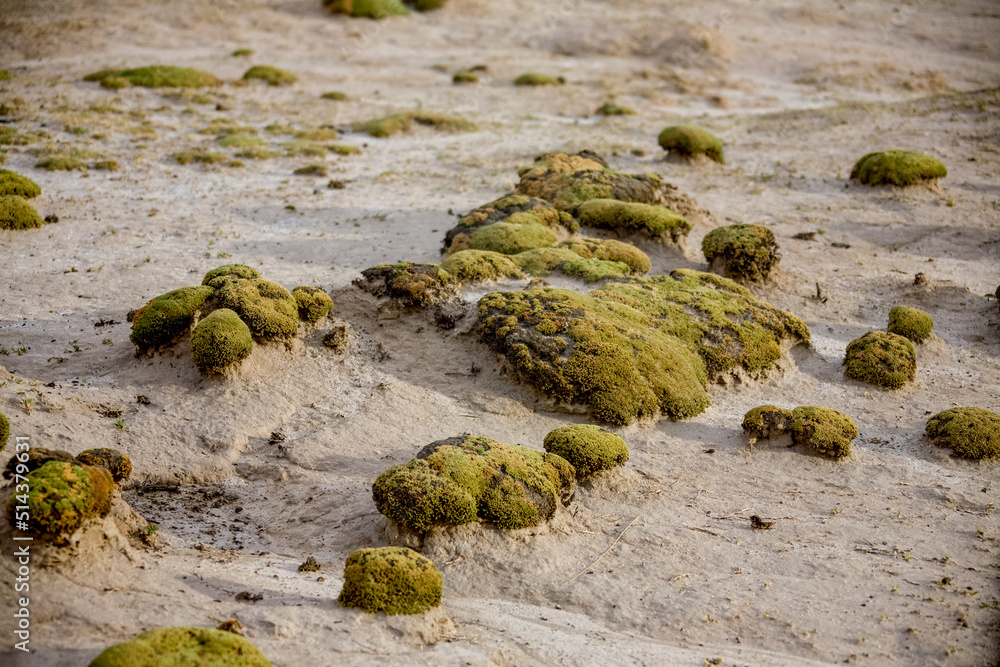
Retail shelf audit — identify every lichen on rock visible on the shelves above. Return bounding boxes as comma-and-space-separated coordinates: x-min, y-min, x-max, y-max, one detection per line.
843, 331, 916, 389
338, 547, 442, 615
354, 262, 456, 307
88, 627, 271, 667
925, 407, 1000, 460
542, 425, 629, 478
702, 223, 780, 283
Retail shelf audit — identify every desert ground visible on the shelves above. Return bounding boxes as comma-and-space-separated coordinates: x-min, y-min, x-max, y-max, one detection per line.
0, 0, 999, 665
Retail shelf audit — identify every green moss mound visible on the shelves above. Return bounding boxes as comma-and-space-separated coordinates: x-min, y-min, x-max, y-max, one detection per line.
0, 195, 43, 230
354, 262, 456, 308
324, 0, 411, 18
576, 199, 691, 244
34, 157, 87, 171
843, 331, 916, 390
8, 461, 113, 540
409, 0, 447, 10
202, 263, 261, 288
657, 125, 724, 163
789, 406, 857, 459
218, 133, 263, 149
702, 224, 780, 283
469, 222, 558, 255
560, 257, 632, 283
216, 278, 299, 339
351, 111, 475, 137
741, 405, 793, 443
88, 626, 271, 667
173, 149, 229, 165
596, 103, 636, 116
542, 425, 629, 478
84, 66, 221, 88
0, 411, 8, 451
557, 238, 651, 274
850, 150, 947, 186
338, 547, 442, 615
76, 448, 132, 483
478, 269, 809, 426
453, 70, 478, 84
129, 286, 215, 352
441, 250, 525, 283
513, 247, 586, 277
887, 306, 933, 343
514, 73, 564, 86
373, 434, 575, 532
925, 407, 1000, 460
3, 448, 75, 481
231, 48, 254, 57
321, 91, 349, 101
192, 309, 254, 374
242, 65, 297, 86
0, 169, 41, 198
292, 286, 333, 322
444, 195, 573, 255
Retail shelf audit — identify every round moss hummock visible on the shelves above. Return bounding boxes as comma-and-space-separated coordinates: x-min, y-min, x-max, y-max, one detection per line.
595, 103, 636, 116
925, 407, 1000, 460
88, 626, 271, 667
514, 72, 564, 86
84, 66, 221, 88
576, 199, 691, 244
8, 461, 114, 540
216, 278, 299, 339
338, 547, 443, 615
129, 286, 216, 352
0, 195, 44, 230
468, 221, 558, 255
76, 448, 132, 483
441, 250, 525, 283
850, 150, 947, 186
702, 224, 780, 283
558, 238, 651, 275
0, 169, 41, 198
789, 406, 857, 459
242, 65, 297, 86
543, 425, 629, 478
657, 125, 724, 163
291, 286, 333, 322
741, 405, 793, 443
843, 331, 916, 389
887, 306, 933, 343
191, 309, 254, 374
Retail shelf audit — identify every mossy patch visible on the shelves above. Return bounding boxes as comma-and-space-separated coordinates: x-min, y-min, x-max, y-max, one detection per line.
789, 406, 857, 459
7, 461, 113, 541
338, 547, 442, 615
373, 434, 575, 532
443, 195, 573, 255
354, 262, 456, 308
453, 70, 479, 84
75, 448, 132, 483
84, 66, 221, 88
34, 157, 87, 171
0, 411, 8, 451
242, 65, 297, 86
231, 48, 254, 57
557, 238, 651, 274
478, 269, 809, 426
657, 125, 724, 163
293, 164, 328, 177
925, 407, 1000, 460
321, 91, 349, 101
88, 627, 271, 667
331, 144, 361, 155
294, 128, 341, 141
702, 224, 780, 283
202, 263, 261, 288
469, 222, 558, 255
741, 405, 793, 444
409, 0, 447, 10
887, 305, 933, 343
514, 73, 565, 86
173, 149, 229, 165
0, 195, 44, 230
0, 169, 41, 198
351, 112, 476, 137
129, 286, 215, 352
218, 133, 264, 149
3, 448, 76, 480
596, 103, 636, 116
542, 425, 629, 478
235, 147, 280, 160
577, 199, 691, 244
325, 0, 411, 18
216, 278, 299, 339
441, 250, 525, 283
292, 286, 333, 322
192, 309, 254, 374
843, 331, 916, 389
850, 150, 947, 186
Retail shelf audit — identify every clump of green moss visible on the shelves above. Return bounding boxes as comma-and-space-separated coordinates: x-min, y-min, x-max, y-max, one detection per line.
478, 269, 809, 426
702, 224, 780, 283
232, 48, 254, 57
596, 103, 636, 116
7, 461, 113, 541
741, 405, 793, 444
354, 262, 456, 308
236, 147, 280, 160
218, 133, 264, 149
508, 246, 633, 283
338, 547, 442, 615
0, 195, 43, 230
292, 286, 333, 322
843, 331, 916, 389
324, 0, 411, 18
192, 309, 254, 374
93, 160, 120, 172
441, 250, 525, 283
351, 111, 476, 137
0, 169, 40, 198
89, 627, 271, 667
0, 70, 9, 81
577, 199, 691, 244
373, 434, 575, 532
0, 410, 8, 451
557, 238, 651, 274
3, 448, 75, 480
129, 286, 215, 352
293, 164, 328, 176
789, 406, 857, 459
514, 73, 565, 86
203, 263, 261, 288
469, 222, 558, 255
282, 140, 329, 158
199, 120, 257, 136
331, 144, 361, 155
443, 195, 574, 255
84, 66, 221, 88
295, 128, 341, 141
216, 278, 299, 339
242, 65, 297, 86
321, 91, 349, 101
172, 149, 229, 165
542, 425, 629, 478
560, 257, 633, 283
75, 448, 132, 484
408, 0, 447, 10
926, 407, 1000, 460
657, 125, 724, 163
887, 306, 933, 343
453, 70, 478, 84
850, 150, 947, 186
34, 156, 87, 171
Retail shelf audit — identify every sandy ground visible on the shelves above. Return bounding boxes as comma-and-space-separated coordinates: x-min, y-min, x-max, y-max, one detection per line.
0, 0, 999, 665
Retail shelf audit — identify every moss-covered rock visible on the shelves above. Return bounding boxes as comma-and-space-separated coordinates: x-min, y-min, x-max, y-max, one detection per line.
0, 410, 7, 451
338, 547, 442, 615
354, 262, 456, 308
925, 407, 1000, 460
850, 150, 947, 186
702, 224, 780, 283
75, 448, 131, 484
3, 448, 76, 480
542, 425, 629, 478
84, 66, 221, 88
8, 461, 114, 541
351, 112, 475, 137
129, 286, 215, 352
216, 278, 299, 339
202, 263, 261, 288
887, 306, 933, 343
292, 286, 333, 322
595, 103, 636, 116
557, 238, 651, 275
741, 405, 793, 444
0, 169, 41, 198
88, 627, 271, 667
192, 309, 254, 374
514, 73, 565, 86
0, 195, 43, 230
469, 222, 558, 255
576, 199, 691, 244
443, 195, 574, 255
440, 250, 525, 283
657, 125, 724, 163
789, 406, 857, 459
242, 65, 297, 86
373, 434, 575, 532
843, 331, 916, 389
478, 269, 809, 426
